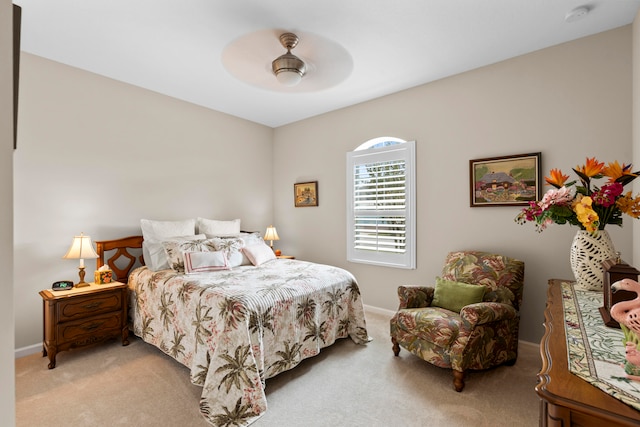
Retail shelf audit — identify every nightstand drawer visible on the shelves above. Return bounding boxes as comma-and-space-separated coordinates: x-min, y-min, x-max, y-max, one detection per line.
58, 312, 122, 343
58, 291, 122, 322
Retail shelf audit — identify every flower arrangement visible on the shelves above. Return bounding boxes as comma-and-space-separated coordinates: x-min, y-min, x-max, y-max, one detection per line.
515, 157, 640, 233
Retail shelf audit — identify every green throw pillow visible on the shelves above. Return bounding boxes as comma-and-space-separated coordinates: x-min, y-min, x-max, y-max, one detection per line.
432, 277, 486, 313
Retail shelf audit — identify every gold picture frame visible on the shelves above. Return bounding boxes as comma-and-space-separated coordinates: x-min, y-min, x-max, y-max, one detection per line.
294, 181, 318, 207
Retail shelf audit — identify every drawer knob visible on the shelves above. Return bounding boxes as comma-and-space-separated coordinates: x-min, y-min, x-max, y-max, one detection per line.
82, 322, 104, 331
82, 302, 102, 310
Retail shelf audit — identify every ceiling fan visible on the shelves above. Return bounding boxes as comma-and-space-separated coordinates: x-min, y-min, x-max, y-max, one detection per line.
271, 32, 307, 87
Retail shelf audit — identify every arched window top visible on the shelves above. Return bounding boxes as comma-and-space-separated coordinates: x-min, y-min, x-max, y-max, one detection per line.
355, 136, 407, 151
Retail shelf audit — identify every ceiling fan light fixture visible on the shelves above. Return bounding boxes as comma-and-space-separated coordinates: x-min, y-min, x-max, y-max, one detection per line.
272, 32, 306, 87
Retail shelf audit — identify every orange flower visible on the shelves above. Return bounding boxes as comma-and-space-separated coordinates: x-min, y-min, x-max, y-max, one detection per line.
602, 161, 637, 183
616, 192, 640, 219
545, 168, 569, 188
575, 157, 604, 178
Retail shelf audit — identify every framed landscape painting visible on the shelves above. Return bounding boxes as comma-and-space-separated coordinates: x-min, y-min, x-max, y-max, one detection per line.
294, 181, 318, 207
469, 152, 541, 207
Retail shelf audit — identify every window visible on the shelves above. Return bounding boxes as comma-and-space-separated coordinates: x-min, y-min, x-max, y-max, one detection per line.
346, 138, 416, 269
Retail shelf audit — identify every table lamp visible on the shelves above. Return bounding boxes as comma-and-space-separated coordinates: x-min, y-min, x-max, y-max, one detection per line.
63, 232, 99, 287
264, 225, 280, 252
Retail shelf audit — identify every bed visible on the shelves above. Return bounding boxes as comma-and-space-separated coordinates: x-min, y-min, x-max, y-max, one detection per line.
95, 235, 370, 427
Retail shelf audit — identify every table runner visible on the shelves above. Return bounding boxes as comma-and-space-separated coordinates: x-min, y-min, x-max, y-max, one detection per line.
561, 281, 640, 411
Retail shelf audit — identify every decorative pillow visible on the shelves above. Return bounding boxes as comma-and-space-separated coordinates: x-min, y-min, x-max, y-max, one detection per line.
140, 219, 196, 267
239, 231, 263, 245
211, 237, 244, 267
143, 234, 205, 271
163, 239, 218, 273
183, 251, 229, 274
431, 277, 486, 313
239, 232, 265, 265
196, 217, 241, 238
242, 242, 276, 266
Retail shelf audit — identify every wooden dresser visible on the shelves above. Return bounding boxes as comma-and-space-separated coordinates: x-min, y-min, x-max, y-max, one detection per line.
39, 281, 129, 369
536, 279, 640, 426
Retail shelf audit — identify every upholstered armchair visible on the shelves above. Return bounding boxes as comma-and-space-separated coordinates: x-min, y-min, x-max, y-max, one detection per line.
390, 251, 525, 391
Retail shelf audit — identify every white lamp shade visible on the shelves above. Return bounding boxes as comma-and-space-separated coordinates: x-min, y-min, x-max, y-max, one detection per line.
264, 226, 280, 242
63, 233, 99, 260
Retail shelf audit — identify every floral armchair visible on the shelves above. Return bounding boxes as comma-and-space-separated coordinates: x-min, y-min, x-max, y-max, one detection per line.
389, 251, 525, 391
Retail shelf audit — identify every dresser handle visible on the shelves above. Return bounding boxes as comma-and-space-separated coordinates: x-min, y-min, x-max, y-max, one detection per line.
82, 302, 102, 310
82, 322, 103, 331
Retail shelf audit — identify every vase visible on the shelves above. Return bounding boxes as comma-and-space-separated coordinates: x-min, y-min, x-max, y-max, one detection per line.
570, 230, 617, 291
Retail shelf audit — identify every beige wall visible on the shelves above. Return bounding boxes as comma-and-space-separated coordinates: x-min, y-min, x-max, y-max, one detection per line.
14, 54, 274, 349
273, 27, 633, 343
1, 0, 15, 424
13, 26, 635, 351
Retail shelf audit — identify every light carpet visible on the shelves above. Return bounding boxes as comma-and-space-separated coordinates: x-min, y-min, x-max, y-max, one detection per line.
16, 311, 541, 426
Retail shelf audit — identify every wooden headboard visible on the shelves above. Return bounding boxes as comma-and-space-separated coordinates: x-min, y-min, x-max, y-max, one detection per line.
95, 235, 144, 283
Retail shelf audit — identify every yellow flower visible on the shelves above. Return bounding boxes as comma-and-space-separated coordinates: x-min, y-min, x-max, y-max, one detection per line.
575, 157, 604, 178
572, 195, 599, 233
616, 192, 640, 219
602, 161, 637, 183
545, 168, 569, 188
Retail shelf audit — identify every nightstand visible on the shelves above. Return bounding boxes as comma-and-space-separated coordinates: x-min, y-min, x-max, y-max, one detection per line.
277, 255, 295, 259
39, 281, 129, 369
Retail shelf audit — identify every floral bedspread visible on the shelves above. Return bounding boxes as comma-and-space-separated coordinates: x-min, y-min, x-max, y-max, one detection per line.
128, 259, 370, 426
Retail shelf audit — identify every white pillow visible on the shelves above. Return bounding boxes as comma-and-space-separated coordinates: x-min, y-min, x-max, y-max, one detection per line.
242, 242, 276, 266
239, 232, 265, 265
196, 217, 241, 238
141, 218, 196, 241
183, 251, 229, 273
140, 219, 197, 267
143, 234, 205, 271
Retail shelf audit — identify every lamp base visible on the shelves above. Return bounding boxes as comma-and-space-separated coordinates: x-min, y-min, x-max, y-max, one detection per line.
75, 267, 90, 287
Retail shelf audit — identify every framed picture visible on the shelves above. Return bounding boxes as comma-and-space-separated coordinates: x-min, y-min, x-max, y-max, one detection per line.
469, 152, 541, 207
294, 181, 318, 207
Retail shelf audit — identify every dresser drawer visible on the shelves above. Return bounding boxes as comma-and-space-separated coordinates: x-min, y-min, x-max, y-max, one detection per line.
58, 311, 122, 343
58, 290, 122, 322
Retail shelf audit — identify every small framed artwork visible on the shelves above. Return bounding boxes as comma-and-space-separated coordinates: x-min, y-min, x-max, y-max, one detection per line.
469, 152, 541, 207
294, 181, 318, 207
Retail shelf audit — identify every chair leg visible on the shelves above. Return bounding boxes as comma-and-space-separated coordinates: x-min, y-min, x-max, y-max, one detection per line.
452, 370, 465, 392
391, 336, 400, 356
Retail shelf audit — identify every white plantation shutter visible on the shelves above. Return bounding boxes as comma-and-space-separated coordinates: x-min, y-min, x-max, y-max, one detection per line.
347, 140, 416, 269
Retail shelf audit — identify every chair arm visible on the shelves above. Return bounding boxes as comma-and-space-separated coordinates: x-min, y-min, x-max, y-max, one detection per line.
460, 302, 518, 327
397, 286, 434, 309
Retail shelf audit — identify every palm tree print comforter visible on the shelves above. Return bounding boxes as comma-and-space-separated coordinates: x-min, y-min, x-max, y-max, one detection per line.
128, 259, 370, 426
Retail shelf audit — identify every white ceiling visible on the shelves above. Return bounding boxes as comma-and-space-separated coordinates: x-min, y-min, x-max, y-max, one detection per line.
15, 0, 640, 128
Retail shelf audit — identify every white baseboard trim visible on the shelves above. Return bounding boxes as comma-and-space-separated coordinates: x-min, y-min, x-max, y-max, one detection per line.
15, 343, 41, 359
363, 304, 395, 318
15, 306, 538, 358
518, 339, 539, 349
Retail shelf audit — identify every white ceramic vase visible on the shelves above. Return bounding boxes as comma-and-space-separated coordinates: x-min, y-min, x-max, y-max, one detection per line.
570, 230, 617, 291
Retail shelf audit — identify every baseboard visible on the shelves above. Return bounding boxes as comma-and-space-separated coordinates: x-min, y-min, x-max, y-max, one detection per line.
15, 343, 41, 359
518, 339, 538, 349
363, 304, 395, 318
15, 305, 538, 358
